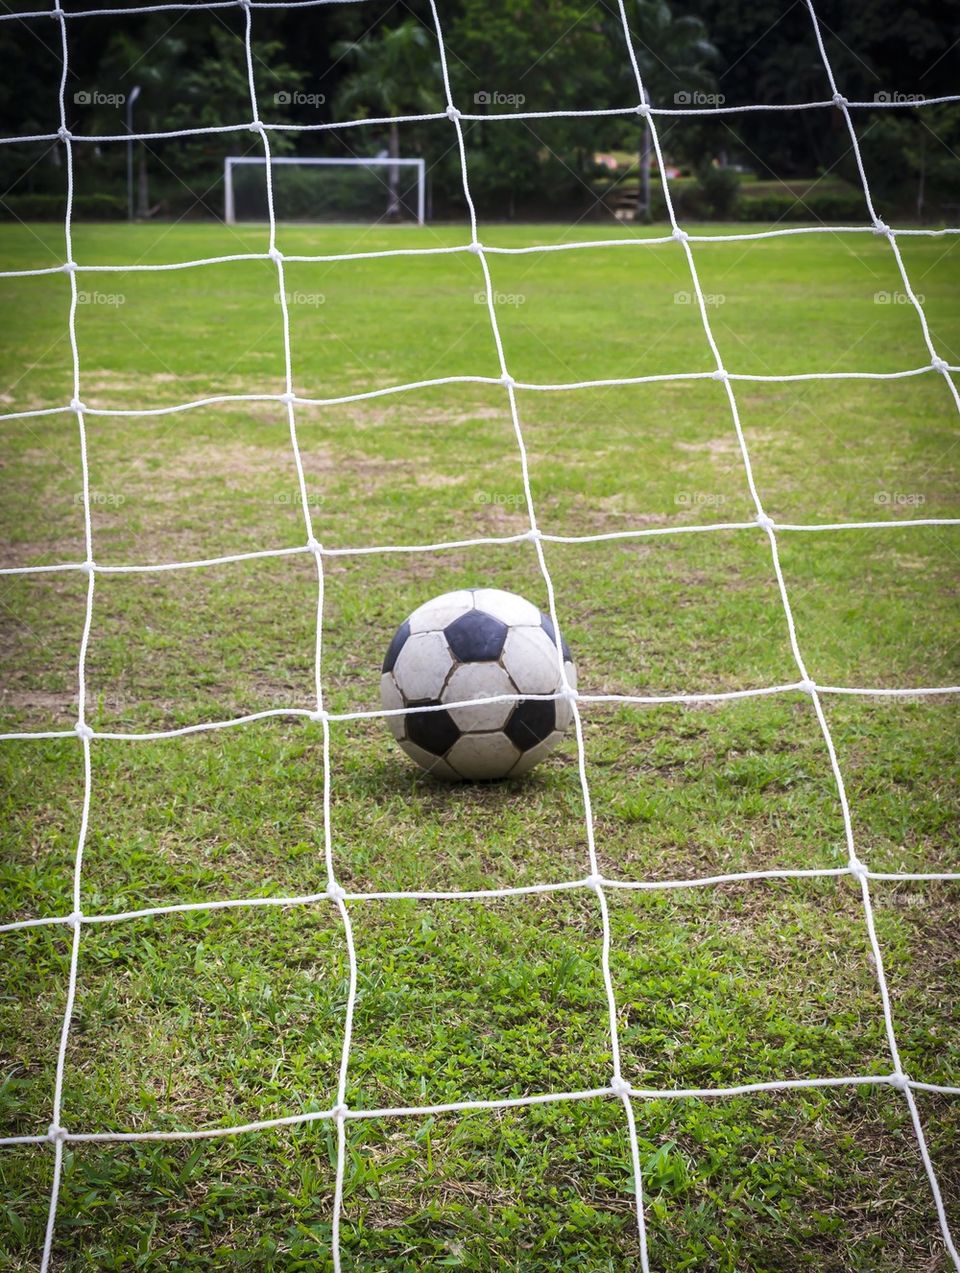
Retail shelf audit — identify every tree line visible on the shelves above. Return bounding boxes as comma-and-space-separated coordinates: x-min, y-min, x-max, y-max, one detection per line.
0, 0, 957, 222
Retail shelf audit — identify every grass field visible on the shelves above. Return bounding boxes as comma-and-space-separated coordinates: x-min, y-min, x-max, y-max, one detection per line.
1, 218, 959, 1271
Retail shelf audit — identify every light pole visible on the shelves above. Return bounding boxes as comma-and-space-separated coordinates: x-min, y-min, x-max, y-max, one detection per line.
126, 84, 141, 222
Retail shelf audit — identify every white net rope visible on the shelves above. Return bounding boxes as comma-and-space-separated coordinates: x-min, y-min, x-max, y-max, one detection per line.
0, 1, 957, 1269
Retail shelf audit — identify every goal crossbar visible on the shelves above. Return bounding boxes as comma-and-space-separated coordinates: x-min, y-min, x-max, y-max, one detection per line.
223, 155, 426, 224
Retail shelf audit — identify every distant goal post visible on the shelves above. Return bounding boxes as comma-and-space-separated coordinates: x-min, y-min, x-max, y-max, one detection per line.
223, 156, 427, 225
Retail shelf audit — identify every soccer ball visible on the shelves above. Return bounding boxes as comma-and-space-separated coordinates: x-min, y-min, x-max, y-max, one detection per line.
380, 588, 577, 780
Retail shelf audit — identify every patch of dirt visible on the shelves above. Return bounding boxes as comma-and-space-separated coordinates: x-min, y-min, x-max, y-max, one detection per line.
80, 370, 285, 410
0, 687, 76, 715
675, 436, 742, 455
0, 537, 87, 571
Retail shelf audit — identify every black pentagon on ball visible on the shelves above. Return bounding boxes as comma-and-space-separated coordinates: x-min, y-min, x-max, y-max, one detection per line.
505, 698, 556, 752
405, 699, 461, 756
444, 609, 508, 662
382, 619, 410, 673
539, 612, 572, 663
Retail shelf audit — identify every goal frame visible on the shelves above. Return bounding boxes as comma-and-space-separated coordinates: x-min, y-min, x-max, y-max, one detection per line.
223, 155, 427, 225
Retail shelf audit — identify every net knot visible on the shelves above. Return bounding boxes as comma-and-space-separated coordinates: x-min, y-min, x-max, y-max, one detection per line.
332, 1102, 349, 1122
931, 356, 949, 373
268, 246, 284, 264
79, 559, 95, 574
248, 120, 266, 134
468, 241, 483, 254
872, 219, 890, 236
672, 227, 689, 244
306, 536, 322, 556
310, 708, 328, 723
610, 1075, 631, 1099
65, 910, 83, 929
797, 678, 817, 695
522, 527, 541, 542
57, 126, 72, 142
755, 512, 775, 531
279, 390, 296, 405
74, 721, 94, 741
711, 368, 729, 382
499, 373, 516, 388
69, 398, 86, 414
848, 857, 869, 879
635, 102, 650, 117
445, 104, 462, 121
327, 881, 346, 904
47, 1123, 68, 1144
62, 261, 78, 274
584, 873, 604, 892
888, 1071, 909, 1092
832, 92, 848, 108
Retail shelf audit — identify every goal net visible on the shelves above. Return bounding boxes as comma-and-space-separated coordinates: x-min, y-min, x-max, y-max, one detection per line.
224, 157, 427, 224
0, 0, 958, 1270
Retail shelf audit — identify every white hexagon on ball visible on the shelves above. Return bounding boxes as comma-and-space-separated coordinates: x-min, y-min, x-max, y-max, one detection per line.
392, 630, 455, 702
510, 731, 565, 776
398, 738, 459, 782
555, 661, 578, 732
473, 587, 540, 627
407, 589, 474, 634
445, 661, 516, 732
447, 731, 520, 781
501, 625, 562, 696
379, 672, 405, 741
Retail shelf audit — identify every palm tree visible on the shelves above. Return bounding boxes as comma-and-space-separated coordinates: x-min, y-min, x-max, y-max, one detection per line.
335, 20, 441, 219
615, 0, 717, 220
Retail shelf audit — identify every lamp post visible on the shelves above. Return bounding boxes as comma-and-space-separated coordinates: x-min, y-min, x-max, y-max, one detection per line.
126, 84, 141, 222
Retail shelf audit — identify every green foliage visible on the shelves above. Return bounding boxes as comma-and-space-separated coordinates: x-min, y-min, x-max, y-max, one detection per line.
680, 0, 960, 185
0, 193, 127, 221
851, 105, 960, 220
0, 1, 953, 220
334, 20, 441, 123
736, 189, 866, 223
693, 162, 741, 218
439, 0, 716, 214
332, 18, 443, 218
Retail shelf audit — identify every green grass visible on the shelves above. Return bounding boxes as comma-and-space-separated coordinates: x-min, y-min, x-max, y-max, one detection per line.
0, 220, 958, 1270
